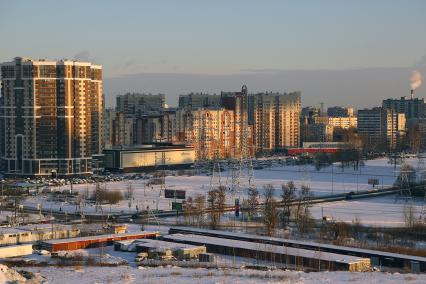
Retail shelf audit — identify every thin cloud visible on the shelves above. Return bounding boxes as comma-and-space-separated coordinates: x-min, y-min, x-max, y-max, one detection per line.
72, 51, 98, 63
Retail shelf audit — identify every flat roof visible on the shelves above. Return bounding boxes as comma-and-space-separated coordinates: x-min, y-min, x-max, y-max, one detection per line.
170, 227, 426, 263
0, 227, 27, 234
164, 234, 368, 264
0, 224, 75, 235
42, 231, 159, 245
133, 239, 203, 250
104, 145, 194, 152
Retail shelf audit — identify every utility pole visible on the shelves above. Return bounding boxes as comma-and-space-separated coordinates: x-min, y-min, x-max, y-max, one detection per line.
331, 163, 334, 194
0, 181, 4, 214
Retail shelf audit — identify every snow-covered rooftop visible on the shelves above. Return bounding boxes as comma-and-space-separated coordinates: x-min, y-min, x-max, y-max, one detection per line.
164, 234, 369, 264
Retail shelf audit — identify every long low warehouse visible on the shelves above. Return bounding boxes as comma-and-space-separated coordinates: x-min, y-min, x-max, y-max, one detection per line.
0, 244, 33, 258
0, 224, 80, 246
163, 234, 370, 272
40, 232, 159, 252
169, 227, 426, 272
114, 239, 206, 260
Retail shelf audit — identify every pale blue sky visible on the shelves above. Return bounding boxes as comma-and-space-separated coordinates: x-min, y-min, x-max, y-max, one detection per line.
1, 0, 425, 107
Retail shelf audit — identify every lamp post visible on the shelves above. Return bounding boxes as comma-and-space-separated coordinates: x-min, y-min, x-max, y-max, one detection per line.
331, 163, 334, 194
0, 180, 4, 214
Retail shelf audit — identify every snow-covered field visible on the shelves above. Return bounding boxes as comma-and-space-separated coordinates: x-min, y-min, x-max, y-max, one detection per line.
20, 266, 426, 284
4, 242, 426, 283
20, 157, 425, 226
310, 195, 424, 227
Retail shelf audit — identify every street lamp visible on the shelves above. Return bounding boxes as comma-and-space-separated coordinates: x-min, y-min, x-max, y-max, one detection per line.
0, 180, 4, 214
331, 163, 334, 194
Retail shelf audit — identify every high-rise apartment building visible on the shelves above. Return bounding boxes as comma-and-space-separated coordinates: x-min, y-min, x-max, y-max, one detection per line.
112, 112, 134, 147
0, 57, 103, 176
161, 109, 179, 143
116, 93, 165, 116
250, 92, 300, 152
177, 108, 235, 160
102, 108, 116, 149
327, 106, 354, 117
221, 85, 252, 158
134, 114, 163, 144
275, 93, 301, 148
382, 96, 425, 123
178, 93, 221, 109
327, 116, 357, 129
300, 106, 329, 143
357, 107, 405, 151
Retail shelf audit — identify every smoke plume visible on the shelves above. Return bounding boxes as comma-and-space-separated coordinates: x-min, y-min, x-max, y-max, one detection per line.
410, 70, 422, 91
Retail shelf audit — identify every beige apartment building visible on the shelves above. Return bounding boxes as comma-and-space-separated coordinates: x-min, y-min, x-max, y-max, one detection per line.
251, 92, 301, 152
327, 116, 357, 129
177, 108, 235, 160
0, 57, 103, 176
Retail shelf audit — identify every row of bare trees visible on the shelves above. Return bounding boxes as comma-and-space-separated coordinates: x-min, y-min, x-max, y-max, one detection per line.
181, 181, 314, 236
262, 182, 314, 236
207, 186, 226, 229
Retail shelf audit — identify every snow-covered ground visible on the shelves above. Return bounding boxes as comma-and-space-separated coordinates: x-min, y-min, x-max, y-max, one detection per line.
20, 265, 426, 284
19, 157, 425, 227
0, 264, 29, 284
310, 195, 424, 227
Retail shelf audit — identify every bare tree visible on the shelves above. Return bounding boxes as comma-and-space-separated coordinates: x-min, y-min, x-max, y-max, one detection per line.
295, 185, 314, 233
263, 184, 278, 236
403, 204, 416, 228
207, 189, 219, 229
82, 186, 90, 200
109, 190, 123, 204
247, 185, 259, 219
207, 186, 226, 229
194, 194, 206, 226
91, 185, 123, 214
183, 196, 194, 224
281, 181, 296, 227
92, 183, 104, 213
125, 182, 134, 200
107, 190, 123, 214
216, 185, 226, 214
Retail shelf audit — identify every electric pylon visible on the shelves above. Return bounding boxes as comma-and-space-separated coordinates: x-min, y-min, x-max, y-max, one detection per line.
209, 109, 223, 191
229, 85, 255, 198
418, 153, 426, 222
395, 154, 413, 203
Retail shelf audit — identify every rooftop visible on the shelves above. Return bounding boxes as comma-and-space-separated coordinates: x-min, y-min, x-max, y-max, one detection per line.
164, 233, 368, 264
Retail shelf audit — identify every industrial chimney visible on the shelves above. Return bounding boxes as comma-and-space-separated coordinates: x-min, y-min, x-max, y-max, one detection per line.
411, 89, 414, 100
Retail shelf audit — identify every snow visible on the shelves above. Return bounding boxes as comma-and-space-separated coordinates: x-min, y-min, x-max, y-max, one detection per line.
0, 264, 27, 284
20, 265, 426, 284
168, 227, 426, 262
42, 231, 158, 244
18, 157, 426, 227
163, 233, 369, 263
310, 195, 424, 227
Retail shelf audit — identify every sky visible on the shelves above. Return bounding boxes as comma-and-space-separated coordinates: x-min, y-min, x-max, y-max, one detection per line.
1, 0, 425, 108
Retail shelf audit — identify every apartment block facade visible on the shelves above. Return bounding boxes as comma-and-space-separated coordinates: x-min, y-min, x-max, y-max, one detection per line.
357, 107, 405, 151
178, 93, 221, 109
382, 96, 425, 121
327, 106, 354, 117
0, 57, 103, 176
249, 92, 300, 152
116, 93, 165, 116
327, 116, 357, 129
